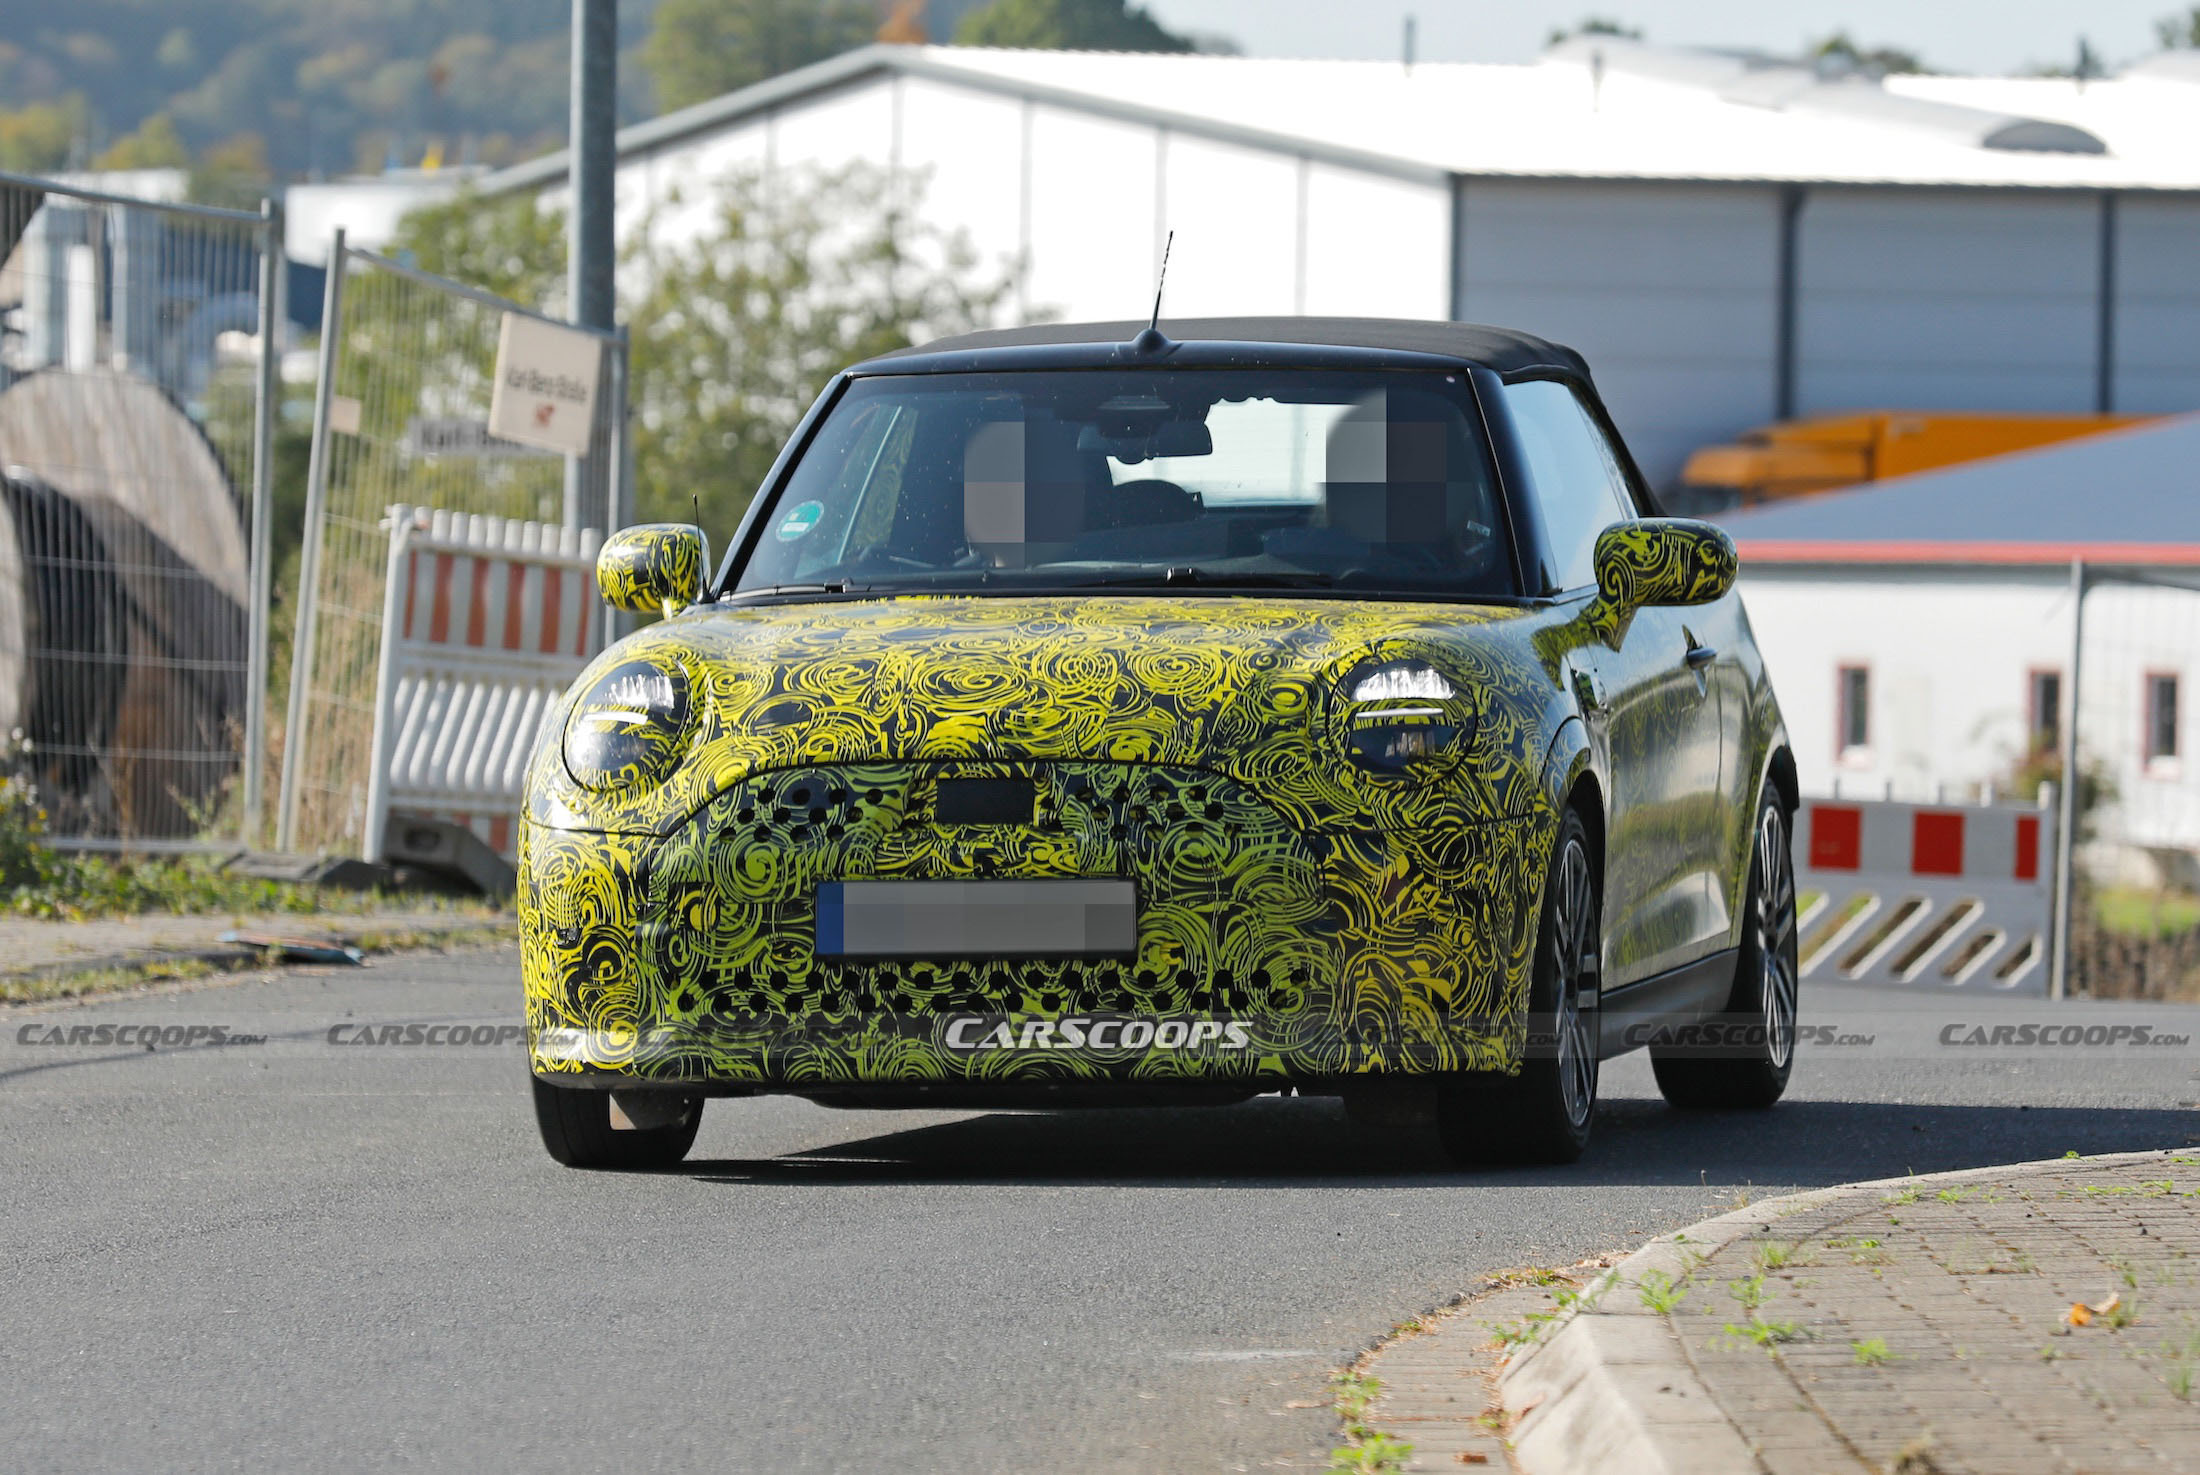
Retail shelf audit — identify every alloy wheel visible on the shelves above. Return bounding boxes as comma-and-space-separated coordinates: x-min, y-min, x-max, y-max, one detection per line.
1552, 835, 1599, 1128
1756, 805, 1799, 1070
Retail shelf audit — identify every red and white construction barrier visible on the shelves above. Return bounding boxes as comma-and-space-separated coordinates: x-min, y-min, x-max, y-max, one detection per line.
1797, 795, 2057, 994
362, 505, 604, 869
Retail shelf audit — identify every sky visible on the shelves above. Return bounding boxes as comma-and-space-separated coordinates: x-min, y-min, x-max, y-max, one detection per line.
1137, 1, 2183, 76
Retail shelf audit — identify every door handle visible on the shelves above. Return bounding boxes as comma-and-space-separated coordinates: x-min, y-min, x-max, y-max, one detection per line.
1569, 661, 1605, 713
1684, 643, 1717, 671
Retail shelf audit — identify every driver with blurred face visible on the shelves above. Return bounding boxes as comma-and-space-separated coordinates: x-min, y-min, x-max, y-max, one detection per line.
962, 417, 1086, 567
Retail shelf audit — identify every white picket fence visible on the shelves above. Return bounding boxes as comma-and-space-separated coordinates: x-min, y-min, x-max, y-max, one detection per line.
362, 504, 603, 868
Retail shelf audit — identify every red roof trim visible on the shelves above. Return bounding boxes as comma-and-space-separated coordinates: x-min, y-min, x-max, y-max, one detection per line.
1736, 540, 2200, 566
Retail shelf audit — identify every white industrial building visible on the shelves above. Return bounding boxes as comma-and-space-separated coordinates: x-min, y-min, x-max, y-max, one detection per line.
1725, 415, 2200, 870
405, 38, 2200, 492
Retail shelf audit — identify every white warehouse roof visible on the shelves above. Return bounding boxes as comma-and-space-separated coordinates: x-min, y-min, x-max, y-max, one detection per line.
487, 41, 2200, 197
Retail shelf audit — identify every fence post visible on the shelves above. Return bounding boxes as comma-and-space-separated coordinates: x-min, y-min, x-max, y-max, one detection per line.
243, 195, 284, 847
2050, 557, 2087, 1000
277, 228, 347, 854
602, 326, 632, 648
361, 508, 415, 866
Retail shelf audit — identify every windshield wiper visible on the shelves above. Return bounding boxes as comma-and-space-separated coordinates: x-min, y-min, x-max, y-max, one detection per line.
1061, 567, 1337, 590
724, 580, 858, 600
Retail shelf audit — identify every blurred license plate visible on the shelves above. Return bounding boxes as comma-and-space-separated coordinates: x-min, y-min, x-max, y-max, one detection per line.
815, 880, 1137, 958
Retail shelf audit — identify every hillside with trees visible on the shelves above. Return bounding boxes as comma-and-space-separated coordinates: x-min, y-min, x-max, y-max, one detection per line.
0, 0, 663, 181
0, 0, 1219, 195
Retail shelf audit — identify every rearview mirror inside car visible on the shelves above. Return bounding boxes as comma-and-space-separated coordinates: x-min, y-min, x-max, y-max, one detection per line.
597, 523, 711, 618
1592, 518, 1738, 611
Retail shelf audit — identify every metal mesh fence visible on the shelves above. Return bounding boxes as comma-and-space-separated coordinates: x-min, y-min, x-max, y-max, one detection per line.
277, 243, 622, 858
0, 171, 278, 845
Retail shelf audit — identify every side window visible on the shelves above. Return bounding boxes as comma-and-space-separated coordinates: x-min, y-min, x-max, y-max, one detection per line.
1502, 379, 1636, 591
1837, 664, 1872, 760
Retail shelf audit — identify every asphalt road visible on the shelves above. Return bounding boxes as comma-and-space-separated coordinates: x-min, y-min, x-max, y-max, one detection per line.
5, 948, 2196, 1473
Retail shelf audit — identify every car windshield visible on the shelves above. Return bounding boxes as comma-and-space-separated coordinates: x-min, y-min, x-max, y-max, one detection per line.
728, 368, 1516, 600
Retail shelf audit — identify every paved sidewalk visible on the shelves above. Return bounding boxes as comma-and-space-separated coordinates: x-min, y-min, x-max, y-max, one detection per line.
1364, 1149, 2200, 1473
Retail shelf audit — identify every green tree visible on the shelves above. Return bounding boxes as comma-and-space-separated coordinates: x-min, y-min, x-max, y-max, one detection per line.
0, 96, 86, 172
627, 163, 1014, 529
2161, 6, 2200, 47
92, 113, 189, 170
955, 0, 1194, 52
369, 165, 1012, 534
1547, 17, 1643, 46
188, 130, 272, 209
388, 187, 569, 307
643, 0, 881, 113
1810, 31, 1928, 76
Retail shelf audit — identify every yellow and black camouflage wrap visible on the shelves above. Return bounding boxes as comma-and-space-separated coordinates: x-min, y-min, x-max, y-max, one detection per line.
595, 523, 710, 617
1584, 519, 1739, 648
521, 577, 1781, 1089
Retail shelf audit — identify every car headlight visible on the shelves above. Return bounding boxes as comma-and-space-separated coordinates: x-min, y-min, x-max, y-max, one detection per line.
1348, 662, 1456, 703
1339, 658, 1470, 775
563, 659, 693, 791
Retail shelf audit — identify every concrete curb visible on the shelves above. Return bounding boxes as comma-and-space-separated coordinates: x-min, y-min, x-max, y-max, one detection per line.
0, 919, 513, 1008
1495, 1147, 2187, 1475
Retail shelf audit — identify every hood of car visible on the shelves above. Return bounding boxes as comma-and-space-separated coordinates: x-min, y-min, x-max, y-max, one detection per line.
528, 593, 1555, 834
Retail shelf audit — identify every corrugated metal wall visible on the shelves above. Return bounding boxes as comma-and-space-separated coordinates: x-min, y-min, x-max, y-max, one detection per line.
1454, 180, 1782, 491
1794, 189, 2099, 413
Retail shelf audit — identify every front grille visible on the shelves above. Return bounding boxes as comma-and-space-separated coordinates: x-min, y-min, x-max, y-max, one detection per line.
638, 758, 1332, 1020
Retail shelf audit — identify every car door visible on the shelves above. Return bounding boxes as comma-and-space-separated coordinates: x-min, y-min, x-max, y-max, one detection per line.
1499, 379, 1730, 990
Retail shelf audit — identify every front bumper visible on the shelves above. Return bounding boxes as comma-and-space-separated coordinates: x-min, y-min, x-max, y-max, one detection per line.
522, 759, 1546, 1085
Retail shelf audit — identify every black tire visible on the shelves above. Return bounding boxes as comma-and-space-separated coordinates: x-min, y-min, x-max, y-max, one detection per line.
1437, 808, 1600, 1165
1651, 793, 1799, 1109
531, 1076, 703, 1169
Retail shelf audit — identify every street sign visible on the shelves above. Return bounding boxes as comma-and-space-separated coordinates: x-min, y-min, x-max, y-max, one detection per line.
404, 417, 558, 460
487, 312, 601, 458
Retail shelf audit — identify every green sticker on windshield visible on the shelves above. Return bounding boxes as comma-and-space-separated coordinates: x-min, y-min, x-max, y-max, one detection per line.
776, 500, 824, 541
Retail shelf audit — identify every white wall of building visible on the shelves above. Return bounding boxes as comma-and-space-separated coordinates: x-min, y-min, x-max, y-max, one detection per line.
1739, 566, 2200, 851
572, 72, 1449, 332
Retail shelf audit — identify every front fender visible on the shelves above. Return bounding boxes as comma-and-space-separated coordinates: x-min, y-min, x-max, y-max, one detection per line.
1540, 713, 1598, 819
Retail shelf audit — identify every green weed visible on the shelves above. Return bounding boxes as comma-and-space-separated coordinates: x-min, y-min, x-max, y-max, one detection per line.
1851, 1338, 1894, 1366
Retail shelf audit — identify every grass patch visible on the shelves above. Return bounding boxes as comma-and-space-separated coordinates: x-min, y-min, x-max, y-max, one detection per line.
1851, 1337, 1895, 1366
1637, 1270, 1687, 1315
1328, 1372, 1413, 1474
2091, 885, 2200, 939
0, 955, 223, 1005
1827, 1236, 1890, 1266
1752, 1241, 1812, 1272
1724, 1316, 1806, 1349
1728, 1273, 1770, 1312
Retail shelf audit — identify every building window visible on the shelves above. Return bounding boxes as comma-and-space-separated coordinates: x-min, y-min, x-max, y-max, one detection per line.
2146, 672, 2180, 767
1837, 665, 1871, 758
2028, 669, 2061, 755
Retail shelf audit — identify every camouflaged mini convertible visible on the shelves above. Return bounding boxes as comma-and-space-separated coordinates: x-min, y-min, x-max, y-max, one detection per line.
522, 317, 1798, 1169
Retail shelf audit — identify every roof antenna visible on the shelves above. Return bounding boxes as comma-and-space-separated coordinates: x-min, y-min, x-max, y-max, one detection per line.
1132, 230, 1175, 355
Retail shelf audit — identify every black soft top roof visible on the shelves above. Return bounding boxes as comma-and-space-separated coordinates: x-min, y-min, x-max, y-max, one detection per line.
862, 316, 1591, 380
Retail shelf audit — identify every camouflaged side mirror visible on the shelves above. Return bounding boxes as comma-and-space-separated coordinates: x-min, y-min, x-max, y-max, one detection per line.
597, 524, 711, 618
1593, 518, 1738, 611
